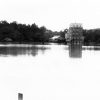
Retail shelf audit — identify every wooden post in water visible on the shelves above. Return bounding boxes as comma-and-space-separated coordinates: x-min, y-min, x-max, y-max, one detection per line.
18, 93, 23, 100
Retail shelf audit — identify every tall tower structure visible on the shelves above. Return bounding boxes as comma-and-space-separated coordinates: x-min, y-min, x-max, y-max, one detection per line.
65, 23, 84, 44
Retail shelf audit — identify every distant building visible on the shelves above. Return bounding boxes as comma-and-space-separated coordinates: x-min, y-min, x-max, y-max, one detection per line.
3, 37, 13, 42
50, 36, 60, 40
65, 23, 84, 44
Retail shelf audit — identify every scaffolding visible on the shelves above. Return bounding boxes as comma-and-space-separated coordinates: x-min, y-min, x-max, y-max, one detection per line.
66, 23, 84, 44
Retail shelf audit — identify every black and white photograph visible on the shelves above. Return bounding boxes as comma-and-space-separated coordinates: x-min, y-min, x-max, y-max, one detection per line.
0, 0, 100, 100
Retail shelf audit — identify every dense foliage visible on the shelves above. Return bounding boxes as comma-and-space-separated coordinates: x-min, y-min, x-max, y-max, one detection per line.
0, 21, 53, 43
83, 29, 100, 45
0, 20, 100, 45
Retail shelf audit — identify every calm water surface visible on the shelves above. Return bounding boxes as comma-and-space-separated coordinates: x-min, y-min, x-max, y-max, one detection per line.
0, 43, 100, 100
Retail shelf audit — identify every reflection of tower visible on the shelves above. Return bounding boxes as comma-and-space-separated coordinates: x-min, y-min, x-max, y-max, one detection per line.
69, 44, 82, 58
66, 23, 83, 58
18, 93, 23, 100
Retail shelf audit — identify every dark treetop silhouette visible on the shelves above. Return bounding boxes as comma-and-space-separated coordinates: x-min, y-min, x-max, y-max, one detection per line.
0, 20, 100, 45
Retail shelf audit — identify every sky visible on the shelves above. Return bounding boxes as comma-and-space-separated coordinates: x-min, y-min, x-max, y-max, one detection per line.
0, 0, 100, 31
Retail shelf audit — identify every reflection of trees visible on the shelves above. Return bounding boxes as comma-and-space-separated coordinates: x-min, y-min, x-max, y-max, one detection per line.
82, 46, 100, 51
0, 45, 50, 57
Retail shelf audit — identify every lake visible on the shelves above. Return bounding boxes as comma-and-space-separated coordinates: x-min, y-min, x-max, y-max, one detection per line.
0, 43, 100, 100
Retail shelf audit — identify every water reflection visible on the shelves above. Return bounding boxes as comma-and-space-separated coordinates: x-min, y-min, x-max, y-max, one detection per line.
83, 46, 100, 51
0, 45, 50, 57
69, 44, 82, 58
68, 44, 100, 58
0, 44, 100, 58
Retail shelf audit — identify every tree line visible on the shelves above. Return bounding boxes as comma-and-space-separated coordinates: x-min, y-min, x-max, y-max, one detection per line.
83, 29, 100, 45
58, 28, 100, 45
0, 21, 53, 43
0, 20, 100, 45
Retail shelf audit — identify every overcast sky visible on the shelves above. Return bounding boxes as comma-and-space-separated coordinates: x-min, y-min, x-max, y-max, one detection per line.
0, 0, 100, 31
